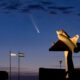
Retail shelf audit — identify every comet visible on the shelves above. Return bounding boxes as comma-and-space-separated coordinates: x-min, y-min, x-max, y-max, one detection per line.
29, 14, 40, 33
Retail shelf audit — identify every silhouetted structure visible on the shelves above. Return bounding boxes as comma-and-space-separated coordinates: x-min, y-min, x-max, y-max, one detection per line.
59, 60, 62, 69
39, 68, 80, 80
0, 71, 8, 80
18, 53, 24, 80
48, 30, 80, 79
39, 68, 65, 80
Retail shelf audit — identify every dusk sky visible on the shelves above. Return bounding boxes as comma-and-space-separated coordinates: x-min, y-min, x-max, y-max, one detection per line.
0, 0, 80, 72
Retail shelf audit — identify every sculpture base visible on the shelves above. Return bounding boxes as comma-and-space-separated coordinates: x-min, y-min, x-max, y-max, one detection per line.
39, 68, 80, 80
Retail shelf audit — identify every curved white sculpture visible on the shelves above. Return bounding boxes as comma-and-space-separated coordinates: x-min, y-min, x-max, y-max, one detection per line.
49, 30, 80, 79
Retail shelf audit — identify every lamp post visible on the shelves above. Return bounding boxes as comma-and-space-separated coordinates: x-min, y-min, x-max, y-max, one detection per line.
18, 53, 24, 80
9, 51, 11, 80
9, 51, 16, 80
18, 54, 20, 80
59, 60, 62, 69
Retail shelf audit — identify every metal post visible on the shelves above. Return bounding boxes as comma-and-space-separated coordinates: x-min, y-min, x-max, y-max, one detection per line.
59, 60, 62, 69
9, 51, 11, 80
18, 55, 20, 80
18, 53, 24, 80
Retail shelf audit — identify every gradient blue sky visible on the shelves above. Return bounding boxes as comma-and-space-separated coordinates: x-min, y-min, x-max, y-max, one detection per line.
0, 0, 80, 72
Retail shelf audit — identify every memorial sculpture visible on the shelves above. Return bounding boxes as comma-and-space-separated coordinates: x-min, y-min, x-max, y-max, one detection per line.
49, 30, 80, 79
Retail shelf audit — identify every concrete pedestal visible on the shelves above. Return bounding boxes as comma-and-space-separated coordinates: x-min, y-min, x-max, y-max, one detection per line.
39, 68, 80, 80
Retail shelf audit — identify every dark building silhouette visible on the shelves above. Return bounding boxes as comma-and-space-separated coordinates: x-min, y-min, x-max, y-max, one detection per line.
39, 68, 80, 80
0, 71, 8, 80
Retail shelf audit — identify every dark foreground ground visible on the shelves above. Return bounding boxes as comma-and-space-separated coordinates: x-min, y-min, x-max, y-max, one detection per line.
0, 71, 8, 80
8, 72, 39, 80
1, 68, 80, 80
9, 75, 39, 80
0, 71, 39, 80
39, 68, 80, 80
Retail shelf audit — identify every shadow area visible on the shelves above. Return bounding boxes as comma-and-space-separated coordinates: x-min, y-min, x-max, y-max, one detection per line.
0, 71, 8, 80
39, 68, 80, 80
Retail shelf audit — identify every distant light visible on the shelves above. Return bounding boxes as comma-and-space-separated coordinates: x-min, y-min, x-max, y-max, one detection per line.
10, 53, 16, 56
18, 53, 24, 57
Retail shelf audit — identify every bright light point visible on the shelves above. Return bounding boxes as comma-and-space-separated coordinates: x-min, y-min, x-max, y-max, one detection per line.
18, 53, 24, 57
10, 53, 16, 56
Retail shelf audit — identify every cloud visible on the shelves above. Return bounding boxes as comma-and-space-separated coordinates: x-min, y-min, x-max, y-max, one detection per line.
20, 4, 46, 13
48, 6, 58, 10
4, 5, 18, 10
4, 3, 21, 10
57, 7, 74, 11
20, 8, 30, 13
48, 6, 74, 15
62, 11, 72, 14
40, 1, 53, 6
0, 2, 7, 7
48, 6, 74, 11
0, 0, 5, 2
27, 4, 45, 11
0, 0, 77, 16
49, 11, 57, 15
